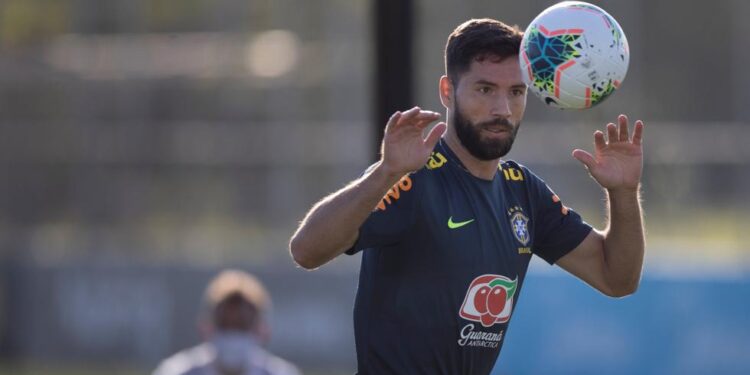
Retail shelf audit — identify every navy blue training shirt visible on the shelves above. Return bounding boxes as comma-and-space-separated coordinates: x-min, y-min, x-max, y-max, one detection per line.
346, 139, 592, 375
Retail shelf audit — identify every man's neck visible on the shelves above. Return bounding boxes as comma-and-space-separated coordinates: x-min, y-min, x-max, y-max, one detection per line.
443, 130, 500, 181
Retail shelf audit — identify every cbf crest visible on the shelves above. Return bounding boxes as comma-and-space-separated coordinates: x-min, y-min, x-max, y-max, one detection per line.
507, 206, 530, 246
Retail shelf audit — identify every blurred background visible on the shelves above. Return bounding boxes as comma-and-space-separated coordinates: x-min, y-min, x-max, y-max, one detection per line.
0, 0, 748, 374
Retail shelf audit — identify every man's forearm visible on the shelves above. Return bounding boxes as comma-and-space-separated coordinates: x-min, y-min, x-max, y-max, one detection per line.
289, 162, 404, 269
602, 188, 645, 295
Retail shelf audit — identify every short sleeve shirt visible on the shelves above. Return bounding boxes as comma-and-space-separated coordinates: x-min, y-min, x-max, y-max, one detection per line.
152, 343, 301, 375
346, 139, 592, 375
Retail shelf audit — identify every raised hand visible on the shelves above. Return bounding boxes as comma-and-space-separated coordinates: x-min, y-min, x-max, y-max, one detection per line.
572, 114, 644, 193
380, 106, 447, 176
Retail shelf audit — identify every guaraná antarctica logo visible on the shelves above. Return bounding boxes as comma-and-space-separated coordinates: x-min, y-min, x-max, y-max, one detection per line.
459, 274, 518, 327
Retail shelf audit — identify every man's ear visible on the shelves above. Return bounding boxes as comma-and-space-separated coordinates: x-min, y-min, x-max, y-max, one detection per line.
439, 75, 454, 109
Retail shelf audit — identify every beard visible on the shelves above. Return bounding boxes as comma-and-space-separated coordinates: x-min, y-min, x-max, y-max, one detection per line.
452, 98, 520, 161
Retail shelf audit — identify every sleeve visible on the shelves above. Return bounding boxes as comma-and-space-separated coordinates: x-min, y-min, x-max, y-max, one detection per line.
344, 165, 422, 255
265, 354, 303, 375
522, 166, 592, 265
151, 350, 195, 375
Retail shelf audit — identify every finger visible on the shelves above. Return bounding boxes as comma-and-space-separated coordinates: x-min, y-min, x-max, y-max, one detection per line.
384, 111, 402, 133
594, 130, 606, 151
424, 122, 447, 148
572, 149, 597, 170
618, 114, 629, 142
395, 106, 421, 126
606, 123, 618, 143
632, 120, 644, 146
413, 111, 441, 129
412, 109, 440, 120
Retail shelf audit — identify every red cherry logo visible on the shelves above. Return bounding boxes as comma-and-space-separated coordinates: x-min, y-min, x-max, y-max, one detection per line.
480, 312, 496, 327
473, 285, 491, 314
487, 286, 508, 317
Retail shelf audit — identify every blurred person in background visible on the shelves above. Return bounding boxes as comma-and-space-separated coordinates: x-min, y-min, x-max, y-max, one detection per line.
153, 269, 300, 375
290, 18, 645, 374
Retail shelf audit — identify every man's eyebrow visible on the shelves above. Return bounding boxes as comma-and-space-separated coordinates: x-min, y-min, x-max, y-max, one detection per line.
473, 80, 527, 89
473, 79, 498, 87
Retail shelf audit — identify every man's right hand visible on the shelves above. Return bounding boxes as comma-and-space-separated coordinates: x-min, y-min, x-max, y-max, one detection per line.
289, 106, 445, 269
380, 106, 447, 177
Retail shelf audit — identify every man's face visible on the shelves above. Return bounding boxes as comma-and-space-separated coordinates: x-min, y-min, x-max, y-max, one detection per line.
210, 296, 260, 375
214, 295, 258, 332
451, 56, 527, 160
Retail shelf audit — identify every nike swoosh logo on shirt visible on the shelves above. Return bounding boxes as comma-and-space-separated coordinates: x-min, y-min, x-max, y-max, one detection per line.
447, 216, 475, 229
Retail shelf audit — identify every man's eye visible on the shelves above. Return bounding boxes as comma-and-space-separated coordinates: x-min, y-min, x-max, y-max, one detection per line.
479, 87, 492, 94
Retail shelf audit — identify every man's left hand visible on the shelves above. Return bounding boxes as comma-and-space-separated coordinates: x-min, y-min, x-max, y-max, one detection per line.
572, 114, 644, 193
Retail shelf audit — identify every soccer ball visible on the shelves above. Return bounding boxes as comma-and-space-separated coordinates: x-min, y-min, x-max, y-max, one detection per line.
519, 1, 629, 109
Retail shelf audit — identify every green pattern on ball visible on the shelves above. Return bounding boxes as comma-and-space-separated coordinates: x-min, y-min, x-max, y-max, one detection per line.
590, 79, 617, 105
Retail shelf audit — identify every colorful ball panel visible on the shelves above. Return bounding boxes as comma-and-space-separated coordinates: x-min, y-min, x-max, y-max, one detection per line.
520, 1, 629, 109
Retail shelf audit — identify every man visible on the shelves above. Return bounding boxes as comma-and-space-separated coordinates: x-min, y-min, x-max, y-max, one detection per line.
290, 18, 644, 375
153, 269, 301, 375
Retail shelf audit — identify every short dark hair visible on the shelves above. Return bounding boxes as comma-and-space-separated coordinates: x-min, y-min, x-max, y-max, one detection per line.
445, 18, 523, 84
203, 270, 270, 316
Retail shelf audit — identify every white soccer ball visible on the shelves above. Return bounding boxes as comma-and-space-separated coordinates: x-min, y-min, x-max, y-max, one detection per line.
519, 1, 629, 109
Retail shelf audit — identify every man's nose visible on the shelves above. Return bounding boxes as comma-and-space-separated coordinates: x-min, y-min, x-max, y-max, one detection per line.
490, 96, 512, 117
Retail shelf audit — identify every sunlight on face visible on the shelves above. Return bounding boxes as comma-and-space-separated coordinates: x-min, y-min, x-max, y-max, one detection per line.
451, 57, 527, 160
